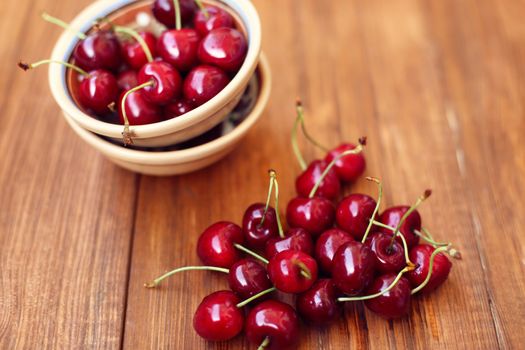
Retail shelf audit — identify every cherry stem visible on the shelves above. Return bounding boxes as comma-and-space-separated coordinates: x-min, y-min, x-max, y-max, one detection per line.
368, 219, 414, 266
41, 12, 87, 40
337, 266, 414, 302
236, 287, 276, 308
144, 265, 229, 288
120, 80, 155, 146
193, 0, 210, 18
370, 220, 394, 231
18, 59, 89, 77
233, 243, 269, 264
258, 170, 284, 238
173, 0, 182, 30
296, 100, 329, 151
113, 26, 153, 62
308, 137, 366, 198
292, 102, 307, 170
411, 246, 449, 294
361, 177, 382, 243
294, 259, 312, 280
257, 336, 270, 350
414, 229, 462, 259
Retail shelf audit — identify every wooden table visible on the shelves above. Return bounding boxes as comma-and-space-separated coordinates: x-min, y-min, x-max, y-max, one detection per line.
1, 0, 524, 348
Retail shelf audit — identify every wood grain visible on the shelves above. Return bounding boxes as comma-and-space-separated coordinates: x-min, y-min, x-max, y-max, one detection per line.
1, 0, 524, 349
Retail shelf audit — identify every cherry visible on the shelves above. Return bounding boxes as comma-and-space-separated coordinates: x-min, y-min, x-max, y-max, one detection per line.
324, 143, 366, 182
286, 197, 335, 237
193, 290, 244, 341
121, 31, 157, 70
314, 228, 354, 274
118, 88, 161, 126
265, 228, 314, 259
183, 65, 230, 106
365, 232, 405, 274
267, 250, 318, 293
407, 244, 451, 294
196, 221, 244, 268
295, 160, 341, 200
228, 258, 272, 299
245, 300, 299, 350
364, 273, 412, 319
152, 0, 197, 28
377, 206, 421, 249
163, 99, 193, 119
331, 241, 376, 295
194, 5, 234, 36
137, 61, 182, 104
73, 30, 121, 71
117, 69, 138, 91
336, 194, 377, 241
198, 28, 247, 72
242, 203, 279, 249
296, 279, 340, 326
157, 29, 200, 72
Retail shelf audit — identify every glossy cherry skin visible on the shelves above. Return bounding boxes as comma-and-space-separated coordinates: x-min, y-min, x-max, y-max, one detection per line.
117, 90, 162, 125
377, 206, 421, 249
73, 31, 121, 71
194, 5, 234, 36
324, 143, 366, 182
157, 29, 200, 72
152, 0, 197, 28
365, 232, 405, 274
265, 228, 314, 259
331, 241, 376, 295
241, 203, 279, 249
286, 197, 335, 237
365, 273, 412, 319
137, 61, 182, 104
183, 65, 230, 106
245, 300, 299, 350
267, 250, 318, 294
336, 194, 377, 241
296, 160, 341, 200
407, 244, 451, 294
198, 28, 247, 72
116, 70, 138, 91
196, 221, 244, 268
228, 258, 272, 299
121, 31, 157, 70
163, 99, 193, 119
296, 279, 340, 326
315, 228, 354, 274
77, 70, 118, 114
193, 290, 243, 341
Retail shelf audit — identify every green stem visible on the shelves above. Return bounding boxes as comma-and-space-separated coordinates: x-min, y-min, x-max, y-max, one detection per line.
271, 170, 285, 238
144, 266, 229, 288
18, 59, 89, 76
120, 80, 155, 145
258, 170, 275, 228
370, 220, 396, 231
236, 287, 276, 308
411, 246, 449, 294
361, 177, 382, 243
421, 227, 435, 240
234, 244, 269, 264
292, 102, 307, 170
41, 12, 87, 40
114, 26, 153, 62
294, 260, 312, 280
396, 231, 414, 267
173, 0, 182, 30
413, 229, 448, 247
193, 0, 209, 18
296, 100, 328, 152
257, 336, 270, 350
414, 229, 462, 259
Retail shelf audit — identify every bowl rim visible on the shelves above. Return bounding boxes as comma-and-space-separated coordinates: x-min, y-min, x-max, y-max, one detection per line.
49, 0, 262, 139
63, 53, 271, 165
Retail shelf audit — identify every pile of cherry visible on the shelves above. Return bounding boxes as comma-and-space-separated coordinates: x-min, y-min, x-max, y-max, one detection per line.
19, 0, 246, 144
144, 102, 461, 349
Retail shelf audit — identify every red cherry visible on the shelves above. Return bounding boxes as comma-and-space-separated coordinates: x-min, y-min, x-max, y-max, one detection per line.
336, 194, 377, 240
77, 69, 118, 114
163, 99, 193, 119
324, 143, 366, 182
265, 228, 314, 259
196, 221, 244, 268
296, 279, 340, 325
267, 250, 318, 294
295, 160, 341, 200
194, 5, 234, 36
378, 206, 421, 249
121, 31, 157, 70
365, 232, 405, 274
245, 300, 299, 350
183, 65, 230, 106
152, 0, 197, 28
228, 258, 272, 299
241, 203, 279, 249
116, 69, 138, 91
286, 197, 335, 237
117, 90, 162, 125
137, 61, 182, 104
73, 31, 121, 71
157, 29, 200, 71
407, 244, 451, 294
364, 273, 412, 319
198, 28, 247, 72
314, 228, 354, 274
193, 290, 244, 341
331, 241, 376, 295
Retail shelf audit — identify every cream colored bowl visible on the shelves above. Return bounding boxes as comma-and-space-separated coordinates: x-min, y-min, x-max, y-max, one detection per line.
63, 55, 270, 176
49, 0, 262, 147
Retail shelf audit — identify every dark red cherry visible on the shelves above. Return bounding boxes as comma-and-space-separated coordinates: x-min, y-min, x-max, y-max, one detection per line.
245, 300, 299, 350
336, 194, 377, 240
332, 241, 376, 295
267, 250, 318, 294
241, 203, 279, 249
194, 5, 234, 36
121, 31, 157, 70
365, 232, 405, 274
286, 197, 335, 237
296, 279, 340, 325
118, 90, 162, 125
137, 61, 182, 104
378, 206, 421, 249
364, 273, 411, 319
193, 290, 243, 341
324, 143, 366, 182
183, 65, 230, 106
198, 28, 247, 72
73, 31, 121, 71
77, 69, 118, 114
265, 228, 314, 259
196, 221, 244, 268
157, 29, 200, 72
116, 69, 138, 91
314, 228, 354, 274
152, 0, 197, 28
296, 160, 341, 200
228, 258, 272, 299
163, 99, 193, 119
407, 244, 451, 294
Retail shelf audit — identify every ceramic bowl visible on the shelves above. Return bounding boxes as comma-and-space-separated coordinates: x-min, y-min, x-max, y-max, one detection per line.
49, 0, 262, 147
